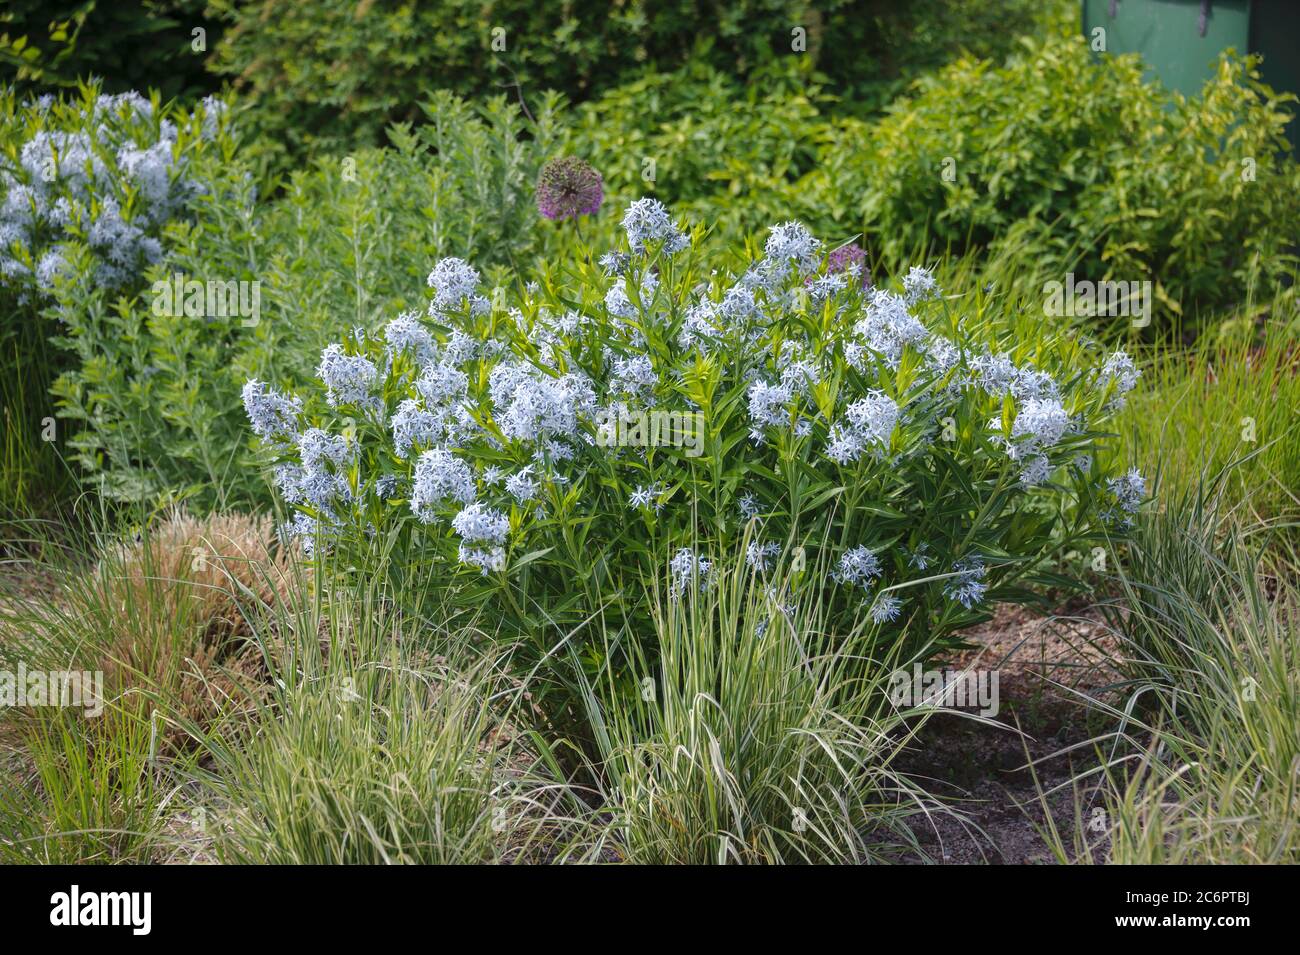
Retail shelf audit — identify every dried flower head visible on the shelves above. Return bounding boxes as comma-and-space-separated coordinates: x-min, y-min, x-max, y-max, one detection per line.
826, 242, 870, 287
536, 156, 604, 221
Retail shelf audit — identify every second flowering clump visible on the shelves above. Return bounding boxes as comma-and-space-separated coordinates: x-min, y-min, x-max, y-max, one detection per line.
1, 88, 227, 300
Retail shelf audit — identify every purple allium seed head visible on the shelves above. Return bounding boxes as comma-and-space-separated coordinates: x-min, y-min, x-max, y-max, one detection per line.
826, 243, 870, 287
536, 157, 604, 221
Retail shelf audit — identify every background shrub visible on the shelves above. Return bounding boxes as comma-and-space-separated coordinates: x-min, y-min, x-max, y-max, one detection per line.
50, 91, 562, 506
0, 1, 219, 100
204, 0, 799, 173
565, 57, 832, 242
813, 36, 1300, 333
204, 0, 1071, 175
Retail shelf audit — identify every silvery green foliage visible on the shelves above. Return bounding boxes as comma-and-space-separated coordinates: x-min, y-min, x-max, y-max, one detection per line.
48, 90, 558, 506
246, 198, 1143, 653
0, 87, 227, 301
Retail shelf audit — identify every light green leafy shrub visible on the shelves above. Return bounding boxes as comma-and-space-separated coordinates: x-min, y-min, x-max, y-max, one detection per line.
813, 36, 1300, 333
565, 57, 832, 243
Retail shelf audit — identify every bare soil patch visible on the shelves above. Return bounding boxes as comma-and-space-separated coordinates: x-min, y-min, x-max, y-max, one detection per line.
898, 602, 1122, 864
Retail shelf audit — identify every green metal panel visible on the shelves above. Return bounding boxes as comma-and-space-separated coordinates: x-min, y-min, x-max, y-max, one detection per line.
1082, 1, 1299, 155
1082, 0, 1251, 96
1250, 2, 1300, 154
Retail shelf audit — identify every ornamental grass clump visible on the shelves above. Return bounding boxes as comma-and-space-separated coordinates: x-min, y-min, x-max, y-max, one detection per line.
571, 551, 938, 864
243, 196, 1144, 676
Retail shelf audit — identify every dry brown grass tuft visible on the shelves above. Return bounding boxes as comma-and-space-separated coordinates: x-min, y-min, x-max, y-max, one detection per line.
0, 511, 307, 753
93, 510, 306, 748
98, 510, 297, 644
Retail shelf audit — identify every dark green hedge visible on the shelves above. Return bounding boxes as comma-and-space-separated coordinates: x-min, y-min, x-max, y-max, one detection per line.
1, 1, 219, 99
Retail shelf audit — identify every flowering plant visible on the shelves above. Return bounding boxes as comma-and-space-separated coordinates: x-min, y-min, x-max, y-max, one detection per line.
43, 90, 561, 505
0, 85, 227, 302
535, 156, 603, 222
245, 197, 1143, 667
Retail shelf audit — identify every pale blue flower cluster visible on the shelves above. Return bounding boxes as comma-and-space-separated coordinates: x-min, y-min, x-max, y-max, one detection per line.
505, 467, 539, 503
681, 302, 722, 350
292, 434, 353, 510
826, 391, 899, 464
1005, 396, 1070, 475
1, 93, 223, 297
629, 483, 664, 511
384, 312, 438, 364
669, 547, 713, 595
1105, 467, 1145, 526
298, 426, 350, 474
242, 379, 302, 442
610, 354, 658, 398
745, 357, 821, 436
199, 96, 227, 141
902, 266, 939, 305
317, 344, 378, 408
489, 361, 596, 445
678, 303, 718, 350
1017, 454, 1054, 488
411, 447, 476, 520
983, 394, 1069, 486
806, 271, 848, 303
621, 198, 688, 255
415, 359, 470, 408
279, 512, 335, 558
748, 379, 795, 428
921, 337, 960, 377
745, 540, 781, 573
598, 251, 630, 277
848, 289, 929, 369
907, 542, 932, 571
1099, 351, 1141, 410
968, 353, 1020, 397
718, 284, 759, 323
834, 546, 883, 589
870, 594, 904, 624
390, 399, 442, 458
763, 221, 821, 275
427, 257, 489, 315
943, 556, 988, 609
451, 503, 510, 574
604, 270, 658, 321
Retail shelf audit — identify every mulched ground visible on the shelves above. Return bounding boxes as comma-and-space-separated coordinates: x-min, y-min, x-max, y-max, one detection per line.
895, 602, 1124, 863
